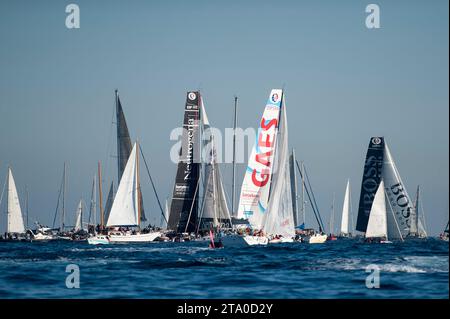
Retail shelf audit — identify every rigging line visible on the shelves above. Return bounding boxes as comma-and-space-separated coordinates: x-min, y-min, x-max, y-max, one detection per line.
52, 171, 65, 229
139, 145, 166, 224
303, 164, 325, 231
295, 159, 323, 232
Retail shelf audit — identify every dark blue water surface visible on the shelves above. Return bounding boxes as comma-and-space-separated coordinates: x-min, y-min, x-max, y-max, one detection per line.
0, 238, 447, 299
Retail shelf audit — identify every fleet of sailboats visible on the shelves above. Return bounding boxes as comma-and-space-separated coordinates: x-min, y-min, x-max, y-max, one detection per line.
0, 92, 443, 246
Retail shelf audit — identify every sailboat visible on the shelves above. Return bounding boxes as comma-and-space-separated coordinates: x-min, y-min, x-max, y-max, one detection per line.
440, 222, 449, 241
356, 137, 414, 242
115, 90, 147, 224
407, 185, 428, 238
229, 89, 295, 246
103, 142, 161, 243
0, 167, 27, 241
327, 193, 337, 240
167, 91, 202, 236
338, 179, 352, 238
196, 100, 233, 234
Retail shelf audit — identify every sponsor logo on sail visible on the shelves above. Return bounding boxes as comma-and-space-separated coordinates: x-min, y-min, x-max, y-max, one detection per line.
372, 137, 382, 145
188, 92, 197, 101
271, 93, 279, 103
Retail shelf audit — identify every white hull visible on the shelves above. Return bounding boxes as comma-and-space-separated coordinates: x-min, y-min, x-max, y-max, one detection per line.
269, 237, 294, 244
243, 236, 269, 246
108, 231, 161, 243
32, 233, 56, 241
87, 235, 110, 245
308, 234, 327, 244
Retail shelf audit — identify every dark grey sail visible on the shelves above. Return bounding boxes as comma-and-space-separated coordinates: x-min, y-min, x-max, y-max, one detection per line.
115, 90, 146, 222
103, 181, 114, 225
356, 137, 384, 233
167, 91, 202, 233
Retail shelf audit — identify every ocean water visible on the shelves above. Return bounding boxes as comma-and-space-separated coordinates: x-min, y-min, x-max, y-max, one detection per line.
0, 238, 447, 299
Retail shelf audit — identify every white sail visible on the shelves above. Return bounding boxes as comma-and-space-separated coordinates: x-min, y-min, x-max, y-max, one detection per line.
237, 89, 282, 230
365, 180, 388, 239
106, 143, 139, 227
382, 143, 413, 238
340, 180, 350, 235
262, 95, 295, 238
164, 199, 170, 228
74, 200, 83, 231
7, 168, 25, 234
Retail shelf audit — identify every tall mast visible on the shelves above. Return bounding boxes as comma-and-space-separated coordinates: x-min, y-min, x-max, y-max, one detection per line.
115, 89, 120, 183
301, 161, 306, 225
6, 167, 10, 233
98, 162, 104, 230
25, 185, 29, 229
62, 162, 67, 231
330, 193, 335, 235
136, 142, 141, 228
93, 174, 97, 225
231, 96, 238, 218
292, 149, 299, 225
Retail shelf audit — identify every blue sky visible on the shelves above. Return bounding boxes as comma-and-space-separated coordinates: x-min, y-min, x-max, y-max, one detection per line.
0, 0, 448, 235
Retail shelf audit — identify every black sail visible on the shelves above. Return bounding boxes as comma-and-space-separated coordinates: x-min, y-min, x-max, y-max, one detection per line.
115, 92, 146, 222
356, 137, 385, 233
167, 91, 202, 233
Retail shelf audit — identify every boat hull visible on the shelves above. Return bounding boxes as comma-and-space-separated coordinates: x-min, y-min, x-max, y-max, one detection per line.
87, 236, 110, 245
220, 234, 268, 247
108, 232, 161, 243
308, 234, 327, 244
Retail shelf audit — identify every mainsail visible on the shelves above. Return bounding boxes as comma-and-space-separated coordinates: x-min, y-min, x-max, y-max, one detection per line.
340, 179, 351, 235
356, 137, 384, 233
237, 89, 282, 230
115, 91, 146, 222
106, 143, 139, 227
167, 91, 202, 233
365, 180, 388, 239
6, 168, 25, 234
262, 95, 295, 238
